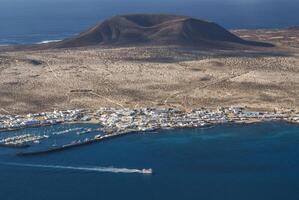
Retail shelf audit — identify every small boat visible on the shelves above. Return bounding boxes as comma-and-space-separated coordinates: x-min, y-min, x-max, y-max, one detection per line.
142, 168, 153, 174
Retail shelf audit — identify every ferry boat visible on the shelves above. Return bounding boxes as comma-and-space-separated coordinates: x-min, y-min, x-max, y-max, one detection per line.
142, 168, 153, 174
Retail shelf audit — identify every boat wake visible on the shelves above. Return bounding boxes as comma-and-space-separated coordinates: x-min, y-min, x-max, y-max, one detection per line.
0, 162, 152, 174
37, 40, 62, 44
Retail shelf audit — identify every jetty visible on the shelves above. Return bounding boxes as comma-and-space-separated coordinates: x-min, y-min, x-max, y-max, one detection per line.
17, 130, 132, 156
0, 107, 298, 156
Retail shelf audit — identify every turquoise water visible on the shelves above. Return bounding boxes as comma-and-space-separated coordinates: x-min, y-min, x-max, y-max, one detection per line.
0, 122, 299, 200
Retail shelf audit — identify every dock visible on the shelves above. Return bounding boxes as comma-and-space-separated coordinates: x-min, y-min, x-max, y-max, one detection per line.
17, 130, 132, 156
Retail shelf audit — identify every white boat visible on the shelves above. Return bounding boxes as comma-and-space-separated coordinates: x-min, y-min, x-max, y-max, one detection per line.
142, 168, 153, 174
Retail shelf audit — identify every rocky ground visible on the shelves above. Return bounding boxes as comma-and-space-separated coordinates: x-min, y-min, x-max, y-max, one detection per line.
0, 29, 298, 114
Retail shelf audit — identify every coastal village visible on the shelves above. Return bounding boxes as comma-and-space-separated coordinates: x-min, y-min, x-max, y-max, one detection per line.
0, 107, 298, 154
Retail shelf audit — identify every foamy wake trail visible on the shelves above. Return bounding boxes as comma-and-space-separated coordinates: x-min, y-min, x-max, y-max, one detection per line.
0, 162, 147, 174
37, 40, 61, 44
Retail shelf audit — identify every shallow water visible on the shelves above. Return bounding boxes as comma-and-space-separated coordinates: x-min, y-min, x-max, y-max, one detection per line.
0, 122, 298, 200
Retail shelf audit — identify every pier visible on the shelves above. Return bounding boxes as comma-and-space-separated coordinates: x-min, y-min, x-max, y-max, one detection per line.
0, 107, 298, 156
17, 130, 133, 156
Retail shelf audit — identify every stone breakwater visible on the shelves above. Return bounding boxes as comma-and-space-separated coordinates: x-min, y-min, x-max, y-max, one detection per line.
0, 107, 298, 153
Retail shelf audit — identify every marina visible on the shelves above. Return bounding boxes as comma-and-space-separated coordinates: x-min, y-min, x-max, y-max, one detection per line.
0, 107, 298, 155
1, 0, 299, 199
0, 122, 298, 200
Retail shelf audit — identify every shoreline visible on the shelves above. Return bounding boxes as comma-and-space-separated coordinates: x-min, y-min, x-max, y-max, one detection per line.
1, 107, 298, 134
0, 106, 298, 155
14, 120, 299, 156
0, 116, 290, 133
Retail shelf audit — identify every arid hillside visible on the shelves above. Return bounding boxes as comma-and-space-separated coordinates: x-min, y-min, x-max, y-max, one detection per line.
0, 28, 298, 114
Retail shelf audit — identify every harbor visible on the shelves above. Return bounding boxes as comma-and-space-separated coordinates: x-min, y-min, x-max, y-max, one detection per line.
1, 120, 298, 200
0, 106, 298, 155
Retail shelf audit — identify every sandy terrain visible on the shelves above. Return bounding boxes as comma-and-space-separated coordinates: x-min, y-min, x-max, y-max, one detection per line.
0, 29, 298, 114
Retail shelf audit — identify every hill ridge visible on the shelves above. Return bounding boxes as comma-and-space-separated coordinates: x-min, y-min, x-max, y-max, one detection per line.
52, 14, 273, 48
0, 14, 274, 51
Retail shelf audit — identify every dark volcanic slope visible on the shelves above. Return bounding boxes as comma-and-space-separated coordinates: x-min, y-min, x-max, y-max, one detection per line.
53, 14, 272, 48
1, 14, 273, 51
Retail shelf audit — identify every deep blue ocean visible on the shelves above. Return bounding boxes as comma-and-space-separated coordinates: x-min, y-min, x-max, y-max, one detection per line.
1, 0, 299, 45
1, 1, 299, 199
0, 122, 299, 200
